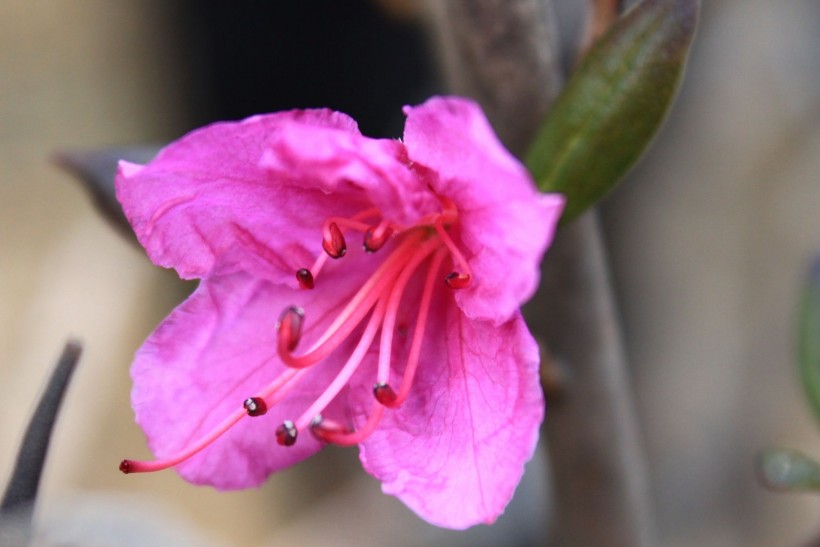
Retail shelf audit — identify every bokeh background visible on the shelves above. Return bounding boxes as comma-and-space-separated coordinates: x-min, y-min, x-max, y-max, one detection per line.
2, 1, 820, 545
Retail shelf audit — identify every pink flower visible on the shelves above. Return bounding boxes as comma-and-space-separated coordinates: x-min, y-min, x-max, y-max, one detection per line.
116, 96, 563, 529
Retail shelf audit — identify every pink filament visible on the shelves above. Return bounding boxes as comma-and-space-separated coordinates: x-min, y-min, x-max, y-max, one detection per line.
278, 231, 425, 369
120, 368, 302, 474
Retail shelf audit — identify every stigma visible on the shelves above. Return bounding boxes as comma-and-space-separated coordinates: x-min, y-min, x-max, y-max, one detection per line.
120, 197, 472, 475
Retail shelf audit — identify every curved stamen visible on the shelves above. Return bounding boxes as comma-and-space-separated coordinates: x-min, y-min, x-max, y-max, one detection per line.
363, 220, 394, 253
120, 368, 304, 474
293, 297, 388, 432
382, 247, 447, 408
433, 219, 472, 288
310, 403, 385, 446
278, 232, 427, 369
376, 237, 444, 385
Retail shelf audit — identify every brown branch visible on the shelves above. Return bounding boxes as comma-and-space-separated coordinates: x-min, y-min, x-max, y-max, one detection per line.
532, 214, 655, 546
422, 0, 563, 157
425, 1, 654, 544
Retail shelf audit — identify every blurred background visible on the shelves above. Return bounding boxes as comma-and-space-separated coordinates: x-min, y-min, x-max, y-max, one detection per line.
1, 1, 820, 545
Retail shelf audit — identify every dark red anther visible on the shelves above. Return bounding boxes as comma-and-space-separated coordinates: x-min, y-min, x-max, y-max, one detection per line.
119, 460, 132, 474
322, 222, 347, 259
277, 306, 304, 352
309, 415, 352, 442
296, 268, 314, 290
275, 420, 298, 446
445, 272, 471, 289
373, 383, 398, 406
243, 397, 268, 417
363, 225, 394, 253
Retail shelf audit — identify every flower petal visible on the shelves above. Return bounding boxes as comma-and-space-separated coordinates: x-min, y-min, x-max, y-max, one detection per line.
358, 302, 544, 529
403, 96, 564, 324
131, 266, 371, 490
116, 110, 433, 282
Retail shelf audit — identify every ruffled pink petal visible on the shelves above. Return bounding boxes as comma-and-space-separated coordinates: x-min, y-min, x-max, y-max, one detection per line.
116, 110, 434, 283
131, 263, 373, 490
358, 301, 544, 529
402, 96, 564, 324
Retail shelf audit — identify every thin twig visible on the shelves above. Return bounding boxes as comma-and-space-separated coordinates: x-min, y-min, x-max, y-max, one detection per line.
1, 341, 82, 531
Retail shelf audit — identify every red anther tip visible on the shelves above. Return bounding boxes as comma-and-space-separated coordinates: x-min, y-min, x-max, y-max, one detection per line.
119, 460, 132, 474
322, 222, 347, 259
275, 420, 298, 446
373, 383, 398, 406
363, 226, 394, 253
244, 397, 268, 417
277, 306, 305, 351
309, 416, 352, 442
445, 272, 471, 289
296, 268, 315, 290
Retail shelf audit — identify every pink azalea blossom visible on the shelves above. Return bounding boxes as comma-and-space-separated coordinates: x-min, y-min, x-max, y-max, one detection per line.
115, 96, 564, 529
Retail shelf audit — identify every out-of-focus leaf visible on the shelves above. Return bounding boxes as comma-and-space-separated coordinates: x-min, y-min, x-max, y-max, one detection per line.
800, 257, 820, 424
56, 145, 160, 239
1, 340, 82, 537
526, 0, 699, 223
756, 447, 820, 492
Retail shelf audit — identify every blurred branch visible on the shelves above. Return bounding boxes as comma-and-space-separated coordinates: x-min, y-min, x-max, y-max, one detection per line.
1, 341, 82, 536
425, 1, 655, 545
535, 215, 654, 545
423, 0, 563, 157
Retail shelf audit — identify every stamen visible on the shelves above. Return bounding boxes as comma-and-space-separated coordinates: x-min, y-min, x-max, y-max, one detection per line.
120, 406, 247, 474
293, 297, 388, 431
322, 222, 347, 259
433, 219, 473, 289
445, 272, 471, 289
120, 368, 304, 474
275, 420, 298, 446
386, 247, 447, 408
278, 232, 428, 369
311, 403, 385, 446
277, 306, 304, 352
244, 397, 267, 416
376, 234, 444, 385
373, 383, 397, 406
296, 268, 314, 290
363, 220, 394, 253
309, 415, 352, 441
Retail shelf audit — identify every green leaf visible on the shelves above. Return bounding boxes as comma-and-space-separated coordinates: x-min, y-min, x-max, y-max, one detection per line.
799, 258, 820, 424
526, 0, 699, 223
756, 447, 820, 492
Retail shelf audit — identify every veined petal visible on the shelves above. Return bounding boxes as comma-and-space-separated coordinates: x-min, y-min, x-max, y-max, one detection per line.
358, 302, 543, 529
131, 267, 370, 489
116, 110, 433, 283
403, 96, 564, 324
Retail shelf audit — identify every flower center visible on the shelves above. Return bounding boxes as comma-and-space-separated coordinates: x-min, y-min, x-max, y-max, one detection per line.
120, 197, 471, 474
